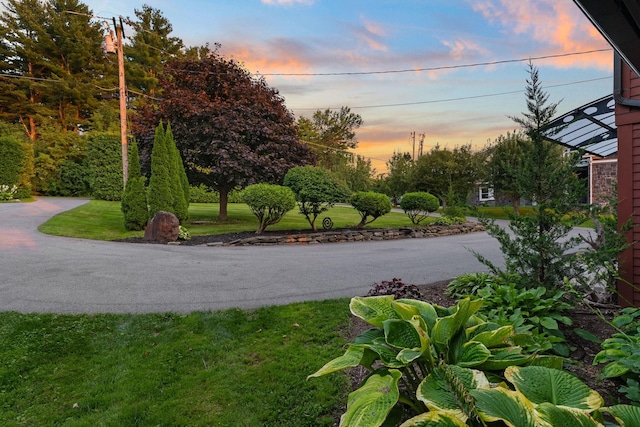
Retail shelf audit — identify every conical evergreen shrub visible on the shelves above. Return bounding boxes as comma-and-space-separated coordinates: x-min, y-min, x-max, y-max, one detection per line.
165, 123, 189, 222
121, 139, 149, 230
147, 122, 174, 218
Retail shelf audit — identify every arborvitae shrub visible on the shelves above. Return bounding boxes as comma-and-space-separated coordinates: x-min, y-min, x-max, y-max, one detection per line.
121, 139, 149, 231
87, 133, 123, 201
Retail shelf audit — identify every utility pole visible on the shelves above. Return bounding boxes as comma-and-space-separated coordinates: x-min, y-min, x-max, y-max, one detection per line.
113, 18, 128, 188
411, 131, 416, 161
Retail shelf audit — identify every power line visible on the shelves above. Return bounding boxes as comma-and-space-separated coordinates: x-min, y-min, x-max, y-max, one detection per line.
260, 49, 612, 76
294, 76, 612, 111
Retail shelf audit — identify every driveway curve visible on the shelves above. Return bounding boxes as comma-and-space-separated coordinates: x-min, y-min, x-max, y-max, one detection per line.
0, 198, 510, 314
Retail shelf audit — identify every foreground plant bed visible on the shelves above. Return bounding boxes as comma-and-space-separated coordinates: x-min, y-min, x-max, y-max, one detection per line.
335, 281, 629, 426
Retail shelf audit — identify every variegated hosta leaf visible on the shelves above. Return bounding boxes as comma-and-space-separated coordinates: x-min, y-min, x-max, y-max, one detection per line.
350, 296, 399, 327
471, 387, 540, 427
340, 369, 402, 427
416, 364, 489, 422
505, 365, 604, 412
384, 319, 422, 350
399, 411, 468, 427
431, 298, 483, 350
475, 347, 535, 371
471, 325, 515, 348
308, 345, 367, 379
602, 404, 640, 427
455, 341, 491, 368
536, 402, 603, 427
394, 299, 439, 330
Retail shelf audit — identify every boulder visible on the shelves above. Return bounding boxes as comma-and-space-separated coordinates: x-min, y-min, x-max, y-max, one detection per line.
144, 211, 179, 243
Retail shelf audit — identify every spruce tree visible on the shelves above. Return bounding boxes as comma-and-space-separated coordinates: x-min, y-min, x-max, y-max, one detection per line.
147, 122, 173, 218
478, 63, 585, 289
121, 139, 149, 230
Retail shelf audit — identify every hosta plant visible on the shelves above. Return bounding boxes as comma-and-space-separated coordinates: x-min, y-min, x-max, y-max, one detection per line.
309, 296, 562, 426
594, 307, 640, 405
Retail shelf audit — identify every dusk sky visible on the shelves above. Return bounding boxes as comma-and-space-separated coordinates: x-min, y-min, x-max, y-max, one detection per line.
83, 0, 613, 172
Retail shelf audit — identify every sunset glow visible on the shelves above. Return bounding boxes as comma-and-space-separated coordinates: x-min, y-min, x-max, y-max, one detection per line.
85, 0, 613, 172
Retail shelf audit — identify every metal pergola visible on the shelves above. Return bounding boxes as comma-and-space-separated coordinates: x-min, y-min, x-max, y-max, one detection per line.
543, 95, 617, 158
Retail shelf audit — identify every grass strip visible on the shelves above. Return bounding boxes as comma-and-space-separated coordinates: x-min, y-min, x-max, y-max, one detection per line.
0, 299, 351, 426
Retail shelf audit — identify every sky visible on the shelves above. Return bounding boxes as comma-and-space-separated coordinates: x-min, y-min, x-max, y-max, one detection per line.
81, 0, 613, 173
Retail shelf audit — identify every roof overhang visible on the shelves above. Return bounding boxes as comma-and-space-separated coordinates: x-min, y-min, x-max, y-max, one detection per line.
573, 0, 640, 77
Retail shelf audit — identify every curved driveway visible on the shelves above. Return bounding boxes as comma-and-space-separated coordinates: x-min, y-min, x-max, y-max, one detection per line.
0, 198, 511, 314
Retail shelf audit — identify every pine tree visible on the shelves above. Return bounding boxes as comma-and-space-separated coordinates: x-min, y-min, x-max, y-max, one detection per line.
147, 122, 173, 218
121, 139, 149, 230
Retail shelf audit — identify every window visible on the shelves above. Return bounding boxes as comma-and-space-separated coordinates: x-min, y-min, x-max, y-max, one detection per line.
479, 187, 494, 202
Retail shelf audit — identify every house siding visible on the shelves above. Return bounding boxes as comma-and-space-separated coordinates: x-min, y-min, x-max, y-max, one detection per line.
616, 62, 640, 306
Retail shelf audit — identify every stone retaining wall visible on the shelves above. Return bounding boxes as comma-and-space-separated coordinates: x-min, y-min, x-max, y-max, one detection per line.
221, 222, 484, 246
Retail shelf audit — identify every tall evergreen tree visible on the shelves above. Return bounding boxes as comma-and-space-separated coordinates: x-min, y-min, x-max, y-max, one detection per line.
121, 139, 149, 230
147, 122, 173, 218
478, 63, 585, 289
125, 5, 184, 103
0, 0, 112, 139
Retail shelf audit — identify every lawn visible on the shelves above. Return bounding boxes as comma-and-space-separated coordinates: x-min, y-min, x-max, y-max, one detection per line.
38, 200, 419, 241
0, 300, 351, 426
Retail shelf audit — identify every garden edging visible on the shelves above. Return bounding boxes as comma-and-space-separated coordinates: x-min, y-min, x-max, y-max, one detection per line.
211, 222, 484, 246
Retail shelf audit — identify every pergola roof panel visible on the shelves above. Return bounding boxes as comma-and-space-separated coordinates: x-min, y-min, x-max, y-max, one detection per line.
543, 95, 617, 157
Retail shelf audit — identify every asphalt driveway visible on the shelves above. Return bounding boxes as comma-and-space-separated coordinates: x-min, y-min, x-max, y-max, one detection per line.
0, 198, 511, 314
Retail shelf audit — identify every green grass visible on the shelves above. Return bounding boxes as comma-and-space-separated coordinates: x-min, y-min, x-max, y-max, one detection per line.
0, 300, 351, 426
39, 200, 419, 241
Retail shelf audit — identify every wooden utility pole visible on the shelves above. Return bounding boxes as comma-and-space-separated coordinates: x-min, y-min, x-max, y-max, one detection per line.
411, 131, 416, 160
114, 18, 128, 187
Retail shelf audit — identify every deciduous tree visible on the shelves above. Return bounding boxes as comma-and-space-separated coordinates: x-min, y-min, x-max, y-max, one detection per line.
133, 52, 315, 220
298, 106, 363, 172
283, 166, 350, 230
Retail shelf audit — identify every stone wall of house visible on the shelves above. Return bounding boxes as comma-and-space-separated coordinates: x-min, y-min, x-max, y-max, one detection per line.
210, 223, 484, 246
591, 159, 617, 206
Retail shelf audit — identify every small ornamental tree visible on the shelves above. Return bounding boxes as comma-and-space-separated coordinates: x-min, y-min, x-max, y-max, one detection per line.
147, 123, 173, 218
283, 166, 350, 231
351, 191, 392, 228
241, 184, 296, 233
121, 139, 149, 231
400, 191, 439, 225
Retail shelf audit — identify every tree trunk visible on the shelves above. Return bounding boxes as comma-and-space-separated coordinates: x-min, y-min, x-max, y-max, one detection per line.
219, 187, 229, 221
513, 198, 520, 215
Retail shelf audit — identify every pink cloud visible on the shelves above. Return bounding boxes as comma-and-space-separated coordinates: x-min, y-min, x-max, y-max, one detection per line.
472, 0, 611, 69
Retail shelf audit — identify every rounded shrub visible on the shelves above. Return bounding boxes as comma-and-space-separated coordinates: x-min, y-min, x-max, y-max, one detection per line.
350, 191, 392, 228
240, 184, 296, 233
400, 191, 439, 225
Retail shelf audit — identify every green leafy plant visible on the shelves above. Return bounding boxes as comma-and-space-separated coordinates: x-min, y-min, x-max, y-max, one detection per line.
309, 296, 560, 426
476, 281, 574, 356
240, 184, 296, 233
0, 184, 17, 201
178, 225, 191, 241
594, 307, 640, 404
350, 191, 392, 228
400, 192, 439, 225
446, 273, 497, 299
